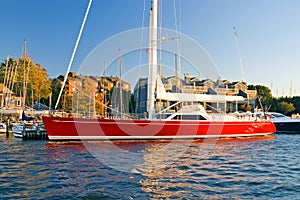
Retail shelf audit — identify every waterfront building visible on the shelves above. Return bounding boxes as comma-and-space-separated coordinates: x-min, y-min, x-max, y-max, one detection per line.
133, 75, 257, 117
53, 72, 131, 117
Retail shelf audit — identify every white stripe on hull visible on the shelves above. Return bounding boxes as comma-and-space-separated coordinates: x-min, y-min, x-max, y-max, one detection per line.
48, 133, 273, 140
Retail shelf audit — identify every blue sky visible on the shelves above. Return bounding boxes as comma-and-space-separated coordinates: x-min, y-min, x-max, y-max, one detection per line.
1, 0, 300, 97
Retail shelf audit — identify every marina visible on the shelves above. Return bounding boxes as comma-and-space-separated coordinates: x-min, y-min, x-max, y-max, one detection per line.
1, 0, 300, 199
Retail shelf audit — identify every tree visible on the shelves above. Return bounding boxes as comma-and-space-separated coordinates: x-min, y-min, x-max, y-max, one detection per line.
248, 85, 273, 110
0, 58, 16, 82
50, 79, 62, 110
291, 97, 300, 114
278, 101, 295, 115
28, 63, 51, 103
0, 57, 51, 106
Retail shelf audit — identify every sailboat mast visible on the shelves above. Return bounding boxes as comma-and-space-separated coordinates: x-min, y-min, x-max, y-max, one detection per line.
103, 61, 106, 117
1, 57, 9, 107
148, 0, 158, 119
119, 49, 123, 119
23, 39, 27, 108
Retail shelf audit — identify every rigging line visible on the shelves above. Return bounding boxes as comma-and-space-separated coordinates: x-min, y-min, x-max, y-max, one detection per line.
159, 0, 163, 74
5, 62, 12, 106
6, 61, 12, 93
24, 58, 31, 107
233, 27, 246, 82
7, 61, 15, 99
135, 0, 147, 114
173, 0, 182, 92
158, 0, 163, 118
9, 60, 18, 106
138, 0, 147, 66
1, 57, 9, 107
179, 0, 182, 34
179, 0, 182, 60
3, 58, 9, 90
55, 0, 93, 110
173, 0, 181, 54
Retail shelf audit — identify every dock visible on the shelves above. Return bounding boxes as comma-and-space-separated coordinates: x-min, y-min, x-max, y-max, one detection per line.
22, 129, 48, 140
10, 121, 48, 140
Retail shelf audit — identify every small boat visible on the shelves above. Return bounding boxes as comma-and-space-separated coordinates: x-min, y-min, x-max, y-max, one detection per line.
12, 123, 47, 139
0, 122, 7, 134
256, 112, 300, 134
12, 123, 33, 138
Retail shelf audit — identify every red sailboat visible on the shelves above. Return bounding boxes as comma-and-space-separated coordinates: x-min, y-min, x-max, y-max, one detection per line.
43, 105, 275, 140
43, 0, 276, 140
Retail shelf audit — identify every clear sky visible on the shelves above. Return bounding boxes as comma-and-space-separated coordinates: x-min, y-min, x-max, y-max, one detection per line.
1, 0, 300, 97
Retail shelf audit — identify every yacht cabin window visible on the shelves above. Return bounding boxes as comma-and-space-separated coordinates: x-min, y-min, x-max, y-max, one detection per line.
173, 115, 207, 120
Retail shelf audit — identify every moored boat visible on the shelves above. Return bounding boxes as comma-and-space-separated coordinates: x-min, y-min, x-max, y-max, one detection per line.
42, 0, 276, 140
0, 122, 7, 134
43, 105, 275, 140
256, 112, 300, 134
12, 123, 47, 139
12, 123, 32, 138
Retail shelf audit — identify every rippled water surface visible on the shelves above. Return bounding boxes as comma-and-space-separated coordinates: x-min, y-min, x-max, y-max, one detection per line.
0, 133, 299, 199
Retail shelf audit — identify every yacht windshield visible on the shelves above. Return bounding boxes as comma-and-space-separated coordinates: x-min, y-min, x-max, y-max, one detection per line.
271, 113, 286, 118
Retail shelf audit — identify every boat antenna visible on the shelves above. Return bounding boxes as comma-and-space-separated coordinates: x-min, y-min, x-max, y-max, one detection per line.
54, 0, 93, 110
233, 27, 246, 82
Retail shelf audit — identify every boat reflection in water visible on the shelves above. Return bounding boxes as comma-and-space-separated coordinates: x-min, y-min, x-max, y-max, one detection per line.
131, 136, 276, 199
4, 133, 300, 199
46, 135, 277, 199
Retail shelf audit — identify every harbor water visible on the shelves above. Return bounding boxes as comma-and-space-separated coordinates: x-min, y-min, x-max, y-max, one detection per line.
0, 133, 299, 199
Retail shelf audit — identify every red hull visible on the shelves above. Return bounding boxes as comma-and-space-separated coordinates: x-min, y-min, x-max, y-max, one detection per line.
42, 116, 276, 140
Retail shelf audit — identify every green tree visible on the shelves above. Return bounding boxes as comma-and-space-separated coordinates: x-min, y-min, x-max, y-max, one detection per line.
29, 63, 51, 102
0, 57, 51, 106
248, 85, 273, 110
0, 58, 16, 82
278, 101, 295, 115
291, 97, 300, 114
50, 79, 62, 110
